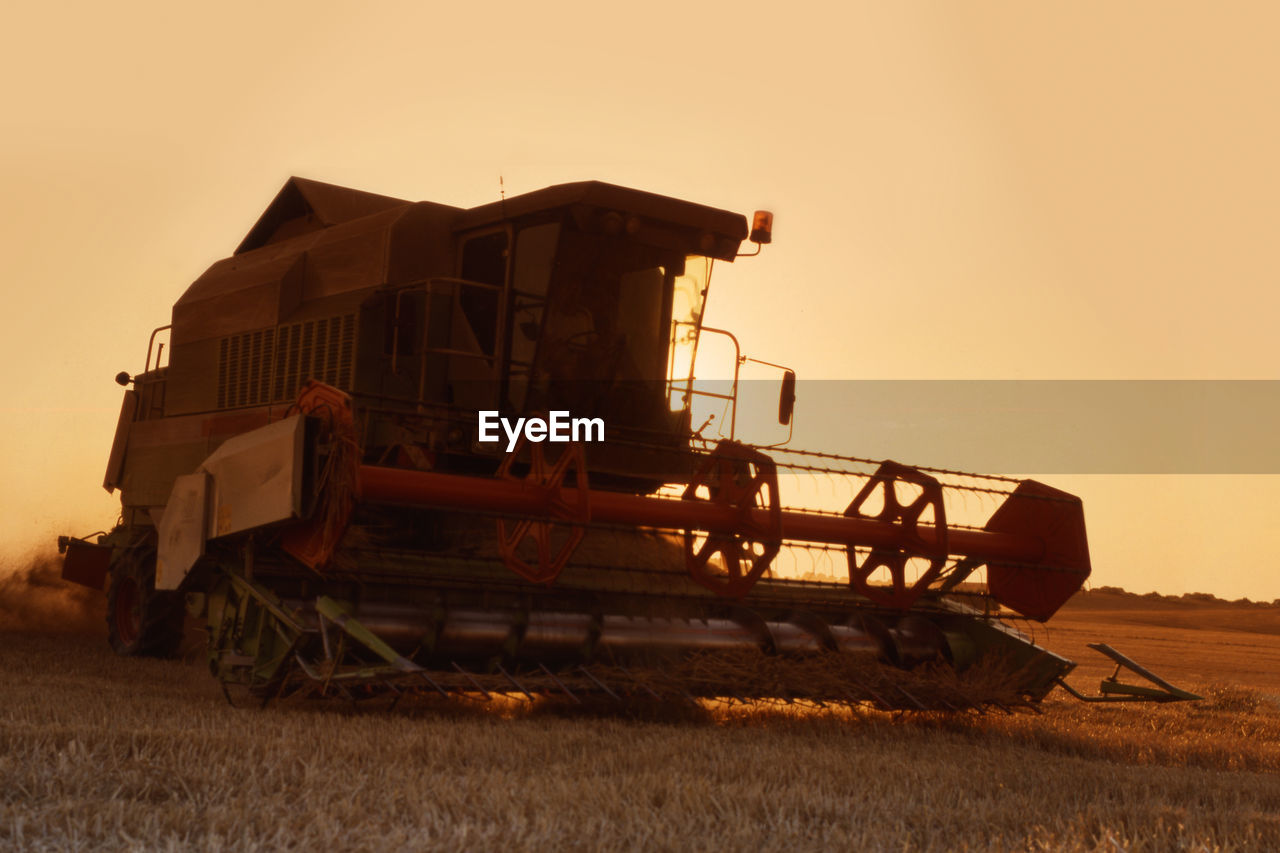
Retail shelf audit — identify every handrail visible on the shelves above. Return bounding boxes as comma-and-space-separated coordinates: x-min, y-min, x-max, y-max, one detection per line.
681, 326, 741, 439
145, 324, 172, 372
385, 277, 506, 380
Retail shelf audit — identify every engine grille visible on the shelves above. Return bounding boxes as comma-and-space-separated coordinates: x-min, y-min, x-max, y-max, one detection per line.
217, 314, 355, 408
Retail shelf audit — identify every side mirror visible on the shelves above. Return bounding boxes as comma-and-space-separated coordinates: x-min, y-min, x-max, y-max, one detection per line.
778, 370, 796, 425
115, 371, 132, 387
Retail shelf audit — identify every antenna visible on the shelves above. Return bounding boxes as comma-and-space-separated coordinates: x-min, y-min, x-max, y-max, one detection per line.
499, 174, 507, 220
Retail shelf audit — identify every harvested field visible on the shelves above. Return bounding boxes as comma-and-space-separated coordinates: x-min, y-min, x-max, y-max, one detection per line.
3, 583, 1280, 851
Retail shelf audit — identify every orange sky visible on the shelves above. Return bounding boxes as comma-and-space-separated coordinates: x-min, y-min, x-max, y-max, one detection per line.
3, 2, 1278, 599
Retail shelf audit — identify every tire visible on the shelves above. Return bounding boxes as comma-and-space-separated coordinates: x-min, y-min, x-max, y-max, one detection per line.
106, 549, 185, 658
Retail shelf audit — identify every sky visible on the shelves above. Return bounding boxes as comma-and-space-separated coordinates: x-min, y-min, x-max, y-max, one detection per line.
2, 1, 1277, 599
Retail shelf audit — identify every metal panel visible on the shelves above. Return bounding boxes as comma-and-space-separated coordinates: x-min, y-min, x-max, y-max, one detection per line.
171, 253, 306, 344
103, 390, 138, 492
120, 407, 280, 507
201, 414, 306, 539
163, 338, 221, 415
61, 539, 112, 590
216, 314, 355, 408
156, 472, 209, 590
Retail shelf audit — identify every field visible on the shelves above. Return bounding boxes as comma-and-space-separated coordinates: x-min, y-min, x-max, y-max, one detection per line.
3, 565, 1280, 851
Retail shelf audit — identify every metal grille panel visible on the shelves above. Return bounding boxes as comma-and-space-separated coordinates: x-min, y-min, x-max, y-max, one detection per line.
217, 314, 355, 408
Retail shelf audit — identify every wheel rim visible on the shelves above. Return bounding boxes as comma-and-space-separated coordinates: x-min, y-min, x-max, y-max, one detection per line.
115, 577, 141, 646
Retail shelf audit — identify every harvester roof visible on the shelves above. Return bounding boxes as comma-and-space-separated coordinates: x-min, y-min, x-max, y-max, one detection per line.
231, 176, 747, 259
457, 180, 748, 249
171, 177, 749, 344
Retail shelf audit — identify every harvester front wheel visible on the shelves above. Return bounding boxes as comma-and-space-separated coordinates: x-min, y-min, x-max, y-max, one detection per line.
107, 550, 184, 658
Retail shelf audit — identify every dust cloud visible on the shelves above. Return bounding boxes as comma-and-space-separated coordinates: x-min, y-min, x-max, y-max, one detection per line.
0, 551, 106, 635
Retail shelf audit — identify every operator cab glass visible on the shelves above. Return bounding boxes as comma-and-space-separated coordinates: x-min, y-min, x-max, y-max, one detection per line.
506, 217, 712, 441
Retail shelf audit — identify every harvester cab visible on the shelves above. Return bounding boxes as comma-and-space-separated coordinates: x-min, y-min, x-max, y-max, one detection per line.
57, 177, 1199, 710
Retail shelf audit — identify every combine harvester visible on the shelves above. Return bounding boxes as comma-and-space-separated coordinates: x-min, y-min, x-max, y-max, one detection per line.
58, 178, 1197, 710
